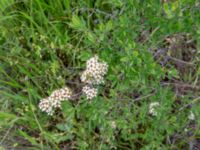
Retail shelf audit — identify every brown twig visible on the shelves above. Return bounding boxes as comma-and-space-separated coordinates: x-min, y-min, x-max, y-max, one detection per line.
167, 56, 194, 66
179, 96, 200, 111
133, 92, 156, 102
118, 90, 156, 102
161, 81, 200, 90
70, 92, 82, 100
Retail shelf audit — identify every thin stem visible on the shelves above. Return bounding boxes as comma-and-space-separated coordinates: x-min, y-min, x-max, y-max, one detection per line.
179, 96, 200, 111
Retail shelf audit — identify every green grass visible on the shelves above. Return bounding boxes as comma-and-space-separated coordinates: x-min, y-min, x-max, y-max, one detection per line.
0, 0, 200, 149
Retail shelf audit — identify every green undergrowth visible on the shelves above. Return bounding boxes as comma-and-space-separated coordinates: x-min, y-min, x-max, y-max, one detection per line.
0, 0, 200, 149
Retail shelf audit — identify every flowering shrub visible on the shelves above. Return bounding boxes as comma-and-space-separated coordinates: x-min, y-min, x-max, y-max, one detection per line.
0, 1, 200, 150
39, 55, 108, 114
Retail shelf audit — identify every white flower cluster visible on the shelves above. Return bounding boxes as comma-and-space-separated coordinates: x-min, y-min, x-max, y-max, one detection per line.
38, 98, 53, 115
39, 56, 108, 115
81, 55, 108, 85
81, 55, 108, 100
39, 87, 72, 115
149, 102, 160, 116
82, 86, 98, 100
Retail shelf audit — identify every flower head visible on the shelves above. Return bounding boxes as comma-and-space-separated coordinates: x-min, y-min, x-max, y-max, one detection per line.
81, 55, 108, 100
39, 97, 54, 115
50, 87, 72, 101
81, 55, 108, 85
39, 87, 72, 115
149, 102, 160, 116
82, 86, 98, 100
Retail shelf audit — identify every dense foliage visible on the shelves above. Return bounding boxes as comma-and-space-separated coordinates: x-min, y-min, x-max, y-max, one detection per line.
0, 0, 200, 149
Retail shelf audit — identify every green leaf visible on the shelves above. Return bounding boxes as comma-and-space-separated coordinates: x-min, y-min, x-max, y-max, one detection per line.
86, 31, 96, 44
18, 130, 39, 146
56, 123, 67, 131
79, 51, 92, 61
168, 68, 179, 79
69, 15, 86, 31
0, 112, 17, 120
120, 57, 129, 62
132, 51, 139, 58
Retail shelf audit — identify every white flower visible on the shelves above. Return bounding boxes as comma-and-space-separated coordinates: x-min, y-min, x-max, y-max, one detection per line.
39, 87, 72, 115
149, 102, 160, 116
80, 55, 108, 100
81, 55, 108, 85
80, 70, 93, 84
188, 111, 195, 120
86, 55, 99, 69
49, 87, 72, 109
82, 86, 98, 100
111, 121, 117, 129
39, 97, 53, 115
50, 87, 72, 101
